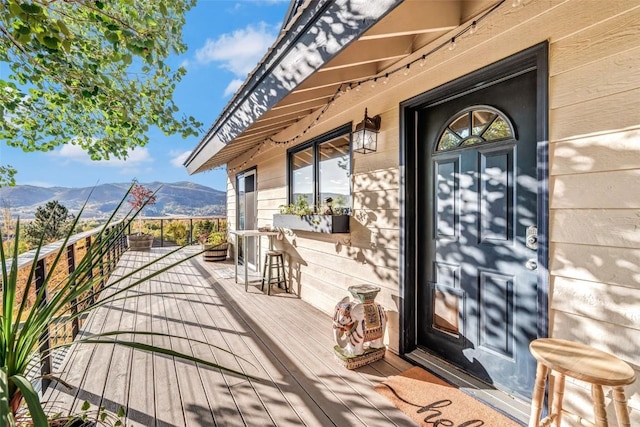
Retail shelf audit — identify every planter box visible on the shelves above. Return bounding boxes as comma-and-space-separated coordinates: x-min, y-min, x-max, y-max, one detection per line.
127, 234, 154, 251
273, 214, 349, 233
203, 243, 229, 262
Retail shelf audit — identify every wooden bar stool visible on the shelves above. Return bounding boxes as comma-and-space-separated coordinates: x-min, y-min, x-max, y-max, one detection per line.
261, 250, 287, 295
529, 338, 636, 427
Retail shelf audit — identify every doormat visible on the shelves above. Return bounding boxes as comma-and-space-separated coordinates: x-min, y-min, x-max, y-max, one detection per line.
375, 367, 521, 426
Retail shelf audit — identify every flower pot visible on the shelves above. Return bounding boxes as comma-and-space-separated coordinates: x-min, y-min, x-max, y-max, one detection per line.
127, 234, 154, 250
203, 242, 229, 262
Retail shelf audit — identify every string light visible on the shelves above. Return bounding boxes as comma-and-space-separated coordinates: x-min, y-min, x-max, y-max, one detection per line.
469, 21, 478, 35
262, 0, 506, 147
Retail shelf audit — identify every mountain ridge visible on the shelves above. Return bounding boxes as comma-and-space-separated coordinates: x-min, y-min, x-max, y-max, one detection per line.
0, 181, 227, 219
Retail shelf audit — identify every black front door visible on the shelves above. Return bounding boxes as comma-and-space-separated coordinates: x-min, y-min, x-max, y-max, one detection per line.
417, 69, 539, 400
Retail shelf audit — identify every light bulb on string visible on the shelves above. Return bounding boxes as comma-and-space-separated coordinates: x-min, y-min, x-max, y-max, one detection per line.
383, 73, 389, 84
469, 21, 478, 35
512, 0, 522, 6
355, 83, 361, 92
371, 78, 377, 88
403, 64, 411, 76
420, 55, 427, 67
448, 37, 457, 51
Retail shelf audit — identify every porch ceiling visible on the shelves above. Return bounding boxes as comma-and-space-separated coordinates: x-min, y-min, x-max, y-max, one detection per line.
186, 0, 498, 174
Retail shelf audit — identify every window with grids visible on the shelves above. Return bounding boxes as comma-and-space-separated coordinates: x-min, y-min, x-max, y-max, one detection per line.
288, 124, 351, 213
436, 106, 515, 152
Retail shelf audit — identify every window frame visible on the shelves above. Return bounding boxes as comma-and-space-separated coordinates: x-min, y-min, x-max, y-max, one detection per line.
286, 123, 353, 210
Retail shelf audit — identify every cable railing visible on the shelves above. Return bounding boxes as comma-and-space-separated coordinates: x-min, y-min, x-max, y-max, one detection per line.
3, 215, 226, 394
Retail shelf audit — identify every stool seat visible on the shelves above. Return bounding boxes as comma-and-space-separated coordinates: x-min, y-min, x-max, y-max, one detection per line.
530, 339, 636, 387
265, 250, 283, 256
528, 338, 636, 427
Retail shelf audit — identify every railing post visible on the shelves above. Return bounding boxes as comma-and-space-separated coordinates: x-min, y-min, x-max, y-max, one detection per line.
86, 236, 94, 305
190, 218, 193, 244
35, 259, 52, 391
97, 235, 105, 292
160, 219, 164, 247
67, 244, 80, 339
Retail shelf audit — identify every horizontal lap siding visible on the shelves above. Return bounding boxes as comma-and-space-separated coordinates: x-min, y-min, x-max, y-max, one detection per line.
223, 1, 640, 419
548, 0, 640, 422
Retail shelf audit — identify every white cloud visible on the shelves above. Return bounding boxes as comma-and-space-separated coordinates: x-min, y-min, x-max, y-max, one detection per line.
55, 144, 152, 167
170, 150, 192, 167
195, 22, 279, 77
223, 79, 244, 97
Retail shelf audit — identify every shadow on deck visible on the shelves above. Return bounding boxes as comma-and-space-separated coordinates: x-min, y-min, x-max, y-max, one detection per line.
43, 248, 415, 427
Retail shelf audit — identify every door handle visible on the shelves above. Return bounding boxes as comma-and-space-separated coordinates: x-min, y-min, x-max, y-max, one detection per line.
525, 259, 538, 270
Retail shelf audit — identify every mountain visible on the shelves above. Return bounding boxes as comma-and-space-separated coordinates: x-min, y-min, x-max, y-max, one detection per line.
0, 182, 227, 219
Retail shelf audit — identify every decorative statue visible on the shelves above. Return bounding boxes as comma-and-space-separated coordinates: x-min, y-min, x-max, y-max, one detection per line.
332, 285, 387, 368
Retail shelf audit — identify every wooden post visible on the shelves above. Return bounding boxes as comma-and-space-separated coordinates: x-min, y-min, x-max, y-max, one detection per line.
97, 235, 105, 291
86, 236, 94, 305
35, 259, 52, 391
67, 244, 79, 339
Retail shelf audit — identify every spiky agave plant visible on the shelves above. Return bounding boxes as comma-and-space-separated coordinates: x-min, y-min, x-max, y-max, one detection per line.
0, 185, 246, 426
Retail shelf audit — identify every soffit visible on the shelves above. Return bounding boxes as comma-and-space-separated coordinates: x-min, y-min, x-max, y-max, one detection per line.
190, 0, 498, 173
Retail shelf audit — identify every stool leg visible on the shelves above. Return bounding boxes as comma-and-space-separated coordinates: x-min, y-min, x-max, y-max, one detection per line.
280, 254, 288, 292
612, 386, 631, 427
550, 372, 565, 427
261, 254, 268, 291
529, 362, 548, 427
267, 256, 273, 295
591, 384, 608, 427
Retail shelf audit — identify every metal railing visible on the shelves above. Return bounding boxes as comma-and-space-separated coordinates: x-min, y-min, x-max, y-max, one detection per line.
7, 215, 225, 393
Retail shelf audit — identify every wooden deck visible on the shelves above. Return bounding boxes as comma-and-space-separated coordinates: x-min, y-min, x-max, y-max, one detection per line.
44, 248, 416, 426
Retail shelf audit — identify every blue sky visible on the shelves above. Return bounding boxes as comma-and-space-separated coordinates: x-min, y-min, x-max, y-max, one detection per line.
0, 0, 289, 191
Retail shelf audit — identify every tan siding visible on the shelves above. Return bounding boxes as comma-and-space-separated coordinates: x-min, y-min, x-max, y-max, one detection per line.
550, 128, 640, 175
550, 243, 640, 289
219, 0, 640, 418
550, 170, 640, 209
550, 209, 640, 248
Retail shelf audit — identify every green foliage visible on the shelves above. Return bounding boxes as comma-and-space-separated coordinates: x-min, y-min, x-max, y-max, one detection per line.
164, 221, 187, 245
0, 184, 250, 425
278, 195, 313, 216
23, 201, 74, 247
202, 231, 227, 247
0, 0, 201, 186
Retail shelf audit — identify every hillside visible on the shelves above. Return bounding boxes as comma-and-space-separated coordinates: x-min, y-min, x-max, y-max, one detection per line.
0, 182, 227, 218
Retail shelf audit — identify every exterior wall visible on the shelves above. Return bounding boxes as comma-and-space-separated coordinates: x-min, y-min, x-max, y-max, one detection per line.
225, 0, 640, 421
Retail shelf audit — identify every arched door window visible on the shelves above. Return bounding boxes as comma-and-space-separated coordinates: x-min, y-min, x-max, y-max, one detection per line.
436, 106, 515, 152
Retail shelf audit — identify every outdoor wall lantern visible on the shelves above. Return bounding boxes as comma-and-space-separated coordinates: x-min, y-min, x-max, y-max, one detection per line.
352, 108, 381, 154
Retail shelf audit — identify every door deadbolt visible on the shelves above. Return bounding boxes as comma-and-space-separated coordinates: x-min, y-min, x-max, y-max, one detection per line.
526, 226, 538, 250
526, 259, 538, 270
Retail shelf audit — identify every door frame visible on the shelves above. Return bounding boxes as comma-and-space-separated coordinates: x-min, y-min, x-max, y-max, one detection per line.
399, 42, 549, 356
236, 166, 258, 268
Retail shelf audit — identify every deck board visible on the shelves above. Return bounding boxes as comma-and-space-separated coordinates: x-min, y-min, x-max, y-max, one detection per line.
43, 248, 416, 427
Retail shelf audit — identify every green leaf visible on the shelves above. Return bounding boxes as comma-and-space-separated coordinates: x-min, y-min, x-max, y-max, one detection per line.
105, 30, 120, 44
81, 400, 91, 411
11, 375, 47, 427
42, 36, 61, 50
117, 406, 126, 417
19, 3, 42, 15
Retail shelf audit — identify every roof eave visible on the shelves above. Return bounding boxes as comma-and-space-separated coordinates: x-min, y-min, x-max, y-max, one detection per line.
185, 0, 403, 174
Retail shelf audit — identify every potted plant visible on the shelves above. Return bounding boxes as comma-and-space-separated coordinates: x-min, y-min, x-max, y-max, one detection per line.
126, 180, 157, 250
273, 195, 350, 233
200, 231, 229, 262
0, 186, 247, 426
